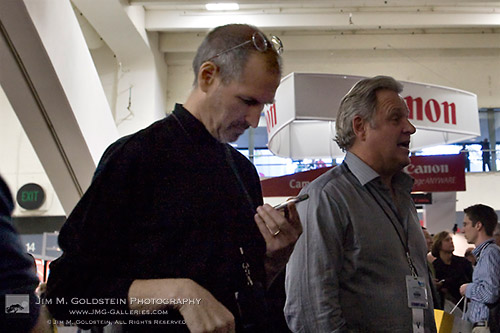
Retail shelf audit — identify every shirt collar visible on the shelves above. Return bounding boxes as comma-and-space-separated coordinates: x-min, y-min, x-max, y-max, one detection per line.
344, 152, 379, 186
172, 103, 221, 146
344, 151, 414, 191
472, 238, 495, 257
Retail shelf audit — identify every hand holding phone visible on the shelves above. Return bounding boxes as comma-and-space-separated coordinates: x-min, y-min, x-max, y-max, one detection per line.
273, 194, 309, 211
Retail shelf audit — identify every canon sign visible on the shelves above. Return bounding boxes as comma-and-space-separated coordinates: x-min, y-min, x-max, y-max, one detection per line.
405, 163, 449, 175
265, 103, 277, 134
405, 154, 465, 192
289, 179, 310, 189
404, 96, 456, 125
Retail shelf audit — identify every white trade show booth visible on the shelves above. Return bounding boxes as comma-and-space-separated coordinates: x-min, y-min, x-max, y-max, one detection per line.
265, 73, 480, 159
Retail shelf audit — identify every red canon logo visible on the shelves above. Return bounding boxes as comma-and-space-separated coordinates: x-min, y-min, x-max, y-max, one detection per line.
404, 96, 457, 125
265, 103, 277, 133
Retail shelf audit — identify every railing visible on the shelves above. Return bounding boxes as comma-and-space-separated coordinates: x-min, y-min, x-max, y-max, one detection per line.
461, 148, 498, 173
240, 147, 500, 178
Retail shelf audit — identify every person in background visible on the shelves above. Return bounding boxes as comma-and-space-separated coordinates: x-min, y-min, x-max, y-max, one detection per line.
423, 227, 436, 265
285, 75, 436, 332
0, 175, 49, 332
460, 204, 500, 333
46, 23, 302, 332
465, 247, 477, 267
481, 138, 491, 172
493, 223, 500, 247
422, 227, 442, 310
461, 144, 470, 172
431, 231, 473, 306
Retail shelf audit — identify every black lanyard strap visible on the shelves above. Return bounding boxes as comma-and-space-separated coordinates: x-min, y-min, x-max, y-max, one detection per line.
224, 145, 255, 212
365, 184, 418, 277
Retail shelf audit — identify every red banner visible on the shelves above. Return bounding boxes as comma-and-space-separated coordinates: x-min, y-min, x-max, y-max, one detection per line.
405, 154, 466, 192
261, 167, 333, 197
261, 154, 466, 197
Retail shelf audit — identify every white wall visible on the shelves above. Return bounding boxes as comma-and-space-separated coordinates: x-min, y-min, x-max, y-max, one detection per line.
284, 48, 500, 109
89, 36, 167, 138
165, 47, 500, 110
457, 172, 500, 211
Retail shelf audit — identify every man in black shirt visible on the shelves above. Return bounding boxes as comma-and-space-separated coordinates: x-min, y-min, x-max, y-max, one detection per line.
46, 24, 302, 332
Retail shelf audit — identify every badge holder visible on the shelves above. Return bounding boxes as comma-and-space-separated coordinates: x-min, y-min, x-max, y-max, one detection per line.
406, 275, 429, 333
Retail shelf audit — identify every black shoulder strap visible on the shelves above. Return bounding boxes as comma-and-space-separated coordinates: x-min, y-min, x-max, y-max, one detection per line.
224, 145, 255, 211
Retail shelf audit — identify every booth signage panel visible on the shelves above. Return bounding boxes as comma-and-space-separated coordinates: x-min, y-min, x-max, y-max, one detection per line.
265, 73, 480, 159
261, 166, 333, 197
405, 154, 466, 192
261, 154, 465, 197
265, 77, 296, 135
403, 84, 478, 133
19, 234, 43, 256
411, 193, 433, 205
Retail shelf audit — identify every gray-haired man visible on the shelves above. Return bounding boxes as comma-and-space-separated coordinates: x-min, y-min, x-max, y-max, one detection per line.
285, 76, 436, 332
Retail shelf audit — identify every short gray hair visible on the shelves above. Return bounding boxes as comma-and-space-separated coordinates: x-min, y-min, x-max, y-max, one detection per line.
192, 24, 282, 86
335, 75, 403, 151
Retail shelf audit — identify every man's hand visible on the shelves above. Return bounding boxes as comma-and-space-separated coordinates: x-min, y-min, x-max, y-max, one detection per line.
177, 280, 235, 333
434, 278, 444, 289
254, 202, 302, 285
129, 279, 235, 333
460, 283, 469, 297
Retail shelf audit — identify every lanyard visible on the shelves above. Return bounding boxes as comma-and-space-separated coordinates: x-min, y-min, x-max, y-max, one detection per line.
172, 112, 258, 288
224, 145, 255, 212
224, 145, 261, 288
365, 185, 418, 277
364, 177, 425, 332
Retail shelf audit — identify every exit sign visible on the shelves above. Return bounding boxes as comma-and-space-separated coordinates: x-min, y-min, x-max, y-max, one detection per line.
16, 183, 45, 210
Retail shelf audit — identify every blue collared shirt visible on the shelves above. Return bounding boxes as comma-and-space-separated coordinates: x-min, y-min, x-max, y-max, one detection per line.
465, 239, 500, 323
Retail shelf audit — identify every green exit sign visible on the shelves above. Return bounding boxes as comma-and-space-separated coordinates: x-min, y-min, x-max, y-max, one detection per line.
16, 183, 45, 210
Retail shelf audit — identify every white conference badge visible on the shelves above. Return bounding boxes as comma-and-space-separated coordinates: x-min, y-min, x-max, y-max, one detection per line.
406, 275, 428, 333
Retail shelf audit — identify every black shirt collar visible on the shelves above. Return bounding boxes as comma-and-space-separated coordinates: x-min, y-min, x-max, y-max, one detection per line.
172, 103, 221, 146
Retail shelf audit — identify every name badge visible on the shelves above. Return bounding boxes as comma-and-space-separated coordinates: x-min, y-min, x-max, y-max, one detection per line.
406, 275, 428, 309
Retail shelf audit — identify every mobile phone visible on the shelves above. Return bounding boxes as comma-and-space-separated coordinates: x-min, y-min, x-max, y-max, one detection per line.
273, 194, 309, 211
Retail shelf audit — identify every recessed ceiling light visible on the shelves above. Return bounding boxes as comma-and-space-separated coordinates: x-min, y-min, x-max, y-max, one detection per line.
205, 3, 240, 11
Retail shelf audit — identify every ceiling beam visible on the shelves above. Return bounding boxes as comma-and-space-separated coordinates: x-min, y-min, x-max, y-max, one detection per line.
145, 10, 500, 31
159, 31, 500, 53
73, 0, 152, 65
131, 0, 500, 6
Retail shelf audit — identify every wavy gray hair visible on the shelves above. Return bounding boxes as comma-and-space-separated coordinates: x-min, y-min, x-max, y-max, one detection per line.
335, 75, 403, 151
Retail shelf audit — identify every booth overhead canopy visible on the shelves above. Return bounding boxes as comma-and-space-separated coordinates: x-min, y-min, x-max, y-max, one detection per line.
265, 73, 480, 159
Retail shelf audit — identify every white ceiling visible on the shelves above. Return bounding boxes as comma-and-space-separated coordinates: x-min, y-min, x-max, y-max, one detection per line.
68, 0, 500, 72
74, 0, 500, 56
139, 1, 500, 32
